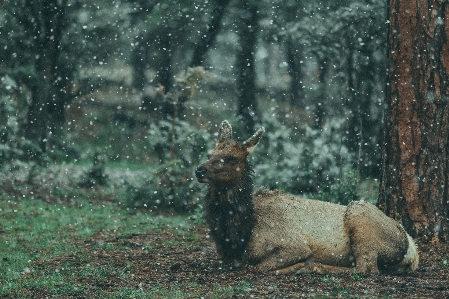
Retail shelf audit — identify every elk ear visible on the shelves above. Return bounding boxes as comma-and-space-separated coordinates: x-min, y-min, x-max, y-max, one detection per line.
244, 127, 265, 154
218, 120, 233, 143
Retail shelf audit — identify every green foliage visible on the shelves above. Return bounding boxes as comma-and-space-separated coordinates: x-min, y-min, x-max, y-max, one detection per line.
350, 269, 365, 281
315, 170, 359, 205
254, 114, 356, 196
126, 159, 202, 213
125, 119, 212, 213
79, 151, 109, 188
189, 203, 206, 225
267, 0, 386, 176
148, 119, 212, 165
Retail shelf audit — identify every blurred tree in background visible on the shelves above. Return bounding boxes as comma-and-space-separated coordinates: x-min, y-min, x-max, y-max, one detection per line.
190, 0, 232, 68
0, 0, 129, 155
276, 0, 386, 176
235, 1, 259, 135
1, 0, 387, 197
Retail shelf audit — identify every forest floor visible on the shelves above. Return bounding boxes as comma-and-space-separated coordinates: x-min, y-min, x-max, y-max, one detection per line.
1, 179, 449, 298
61, 231, 449, 298
8, 221, 449, 298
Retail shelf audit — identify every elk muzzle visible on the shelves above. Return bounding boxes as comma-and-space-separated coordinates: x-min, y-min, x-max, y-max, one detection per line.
195, 165, 208, 183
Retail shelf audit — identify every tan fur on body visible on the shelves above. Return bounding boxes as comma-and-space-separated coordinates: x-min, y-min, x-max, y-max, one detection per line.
195, 121, 419, 275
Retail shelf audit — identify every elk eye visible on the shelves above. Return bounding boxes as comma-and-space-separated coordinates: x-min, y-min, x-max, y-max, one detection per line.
228, 157, 238, 163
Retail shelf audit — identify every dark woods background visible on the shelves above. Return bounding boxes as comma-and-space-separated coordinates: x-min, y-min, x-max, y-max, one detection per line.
0, 0, 386, 211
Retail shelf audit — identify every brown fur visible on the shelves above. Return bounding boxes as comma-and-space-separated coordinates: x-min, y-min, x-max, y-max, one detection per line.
196, 121, 419, 274
203, 164, 255, 262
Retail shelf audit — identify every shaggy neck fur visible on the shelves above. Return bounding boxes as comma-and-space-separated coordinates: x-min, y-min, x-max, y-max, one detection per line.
205, 165, 255, 263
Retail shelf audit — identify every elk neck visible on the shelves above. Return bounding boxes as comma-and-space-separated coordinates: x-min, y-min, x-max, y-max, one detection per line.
205, 165, 255, 262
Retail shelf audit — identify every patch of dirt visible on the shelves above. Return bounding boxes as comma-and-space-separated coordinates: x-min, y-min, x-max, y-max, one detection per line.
20, 226, 449, 298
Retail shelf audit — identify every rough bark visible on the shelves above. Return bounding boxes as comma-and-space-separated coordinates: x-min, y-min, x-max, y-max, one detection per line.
236, 2, 259, 135
379, 0, 449, 241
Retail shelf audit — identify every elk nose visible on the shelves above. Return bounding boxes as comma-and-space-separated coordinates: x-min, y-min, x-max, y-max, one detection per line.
195, 166, 207, 178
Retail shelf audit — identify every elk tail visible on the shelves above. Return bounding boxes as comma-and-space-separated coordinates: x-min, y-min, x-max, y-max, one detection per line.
401, 233, 419, 271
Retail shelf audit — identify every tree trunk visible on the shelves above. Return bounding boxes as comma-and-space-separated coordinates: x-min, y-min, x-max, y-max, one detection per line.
346, 51, 378, 176
236, 2, 259, 135
344, 46, 360, 154
24, 83, 49, 151
286, 37, 305, 109
22, 0, 69, 151
155, 30, 173, 93
130, 3, 158, 91
131, 40, 149, 90
190, 0, 231, 67
312, 58, 328, 130
379, 0, 449, 241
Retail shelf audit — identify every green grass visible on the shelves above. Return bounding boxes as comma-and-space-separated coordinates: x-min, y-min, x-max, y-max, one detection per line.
313, 276, 352, 298
99, 282, 251, 299
0, 192, 255, 298
1, 186, 369, 298
0, 194, 190, 297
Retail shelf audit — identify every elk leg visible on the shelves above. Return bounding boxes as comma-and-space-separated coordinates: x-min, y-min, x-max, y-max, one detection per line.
255, 246, 312, 273
344, 202, 385, 274
274, 262, 306, 274
352, 251, 379, 274
296, 262, 354, 275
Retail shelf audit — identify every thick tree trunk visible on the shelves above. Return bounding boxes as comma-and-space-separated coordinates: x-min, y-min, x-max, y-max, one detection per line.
379, 1, 449, 241
236, 2, 259, 135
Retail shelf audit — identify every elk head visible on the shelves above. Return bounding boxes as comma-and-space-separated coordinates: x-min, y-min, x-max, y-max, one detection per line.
195, 120, 265, 185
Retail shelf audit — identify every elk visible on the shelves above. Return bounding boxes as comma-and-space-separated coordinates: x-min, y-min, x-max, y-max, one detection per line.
195, 120, 419, 275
